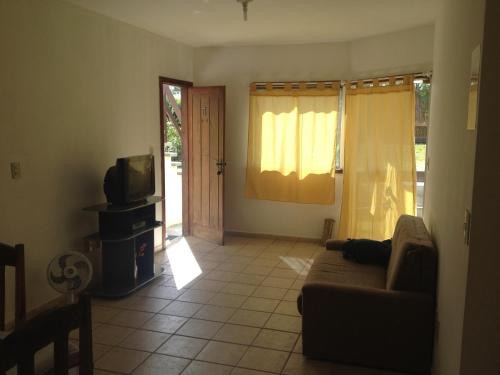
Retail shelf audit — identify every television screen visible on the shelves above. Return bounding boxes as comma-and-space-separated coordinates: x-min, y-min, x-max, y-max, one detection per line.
104, 154, 155, 205
123, 155, 155, 202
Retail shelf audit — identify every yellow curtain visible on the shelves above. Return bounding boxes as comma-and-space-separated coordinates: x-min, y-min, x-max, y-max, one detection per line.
467, 82, 478, 130
338, 80, 416, 240
246, 88, 339, 204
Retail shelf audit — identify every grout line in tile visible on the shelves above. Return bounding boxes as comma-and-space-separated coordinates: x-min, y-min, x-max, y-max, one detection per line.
129, 350, 152, 375
92, 236, 315, 375
278, 334, 301, 374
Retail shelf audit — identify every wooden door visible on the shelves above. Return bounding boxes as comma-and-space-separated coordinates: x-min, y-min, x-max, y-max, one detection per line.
187, 87, 225, 244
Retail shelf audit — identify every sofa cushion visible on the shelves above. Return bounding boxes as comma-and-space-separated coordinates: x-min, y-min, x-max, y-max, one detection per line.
305, 251, 387, 288
386, 215, 437, 293
298, 250, 386, 314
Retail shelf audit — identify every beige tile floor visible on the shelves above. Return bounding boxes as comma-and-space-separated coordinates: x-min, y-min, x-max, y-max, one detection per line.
82, 235, 405, 375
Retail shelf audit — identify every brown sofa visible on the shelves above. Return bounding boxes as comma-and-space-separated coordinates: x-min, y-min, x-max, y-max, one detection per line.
297, 215, 437, 374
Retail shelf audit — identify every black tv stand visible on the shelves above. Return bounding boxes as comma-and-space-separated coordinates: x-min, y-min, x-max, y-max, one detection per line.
83, 196, 164, 298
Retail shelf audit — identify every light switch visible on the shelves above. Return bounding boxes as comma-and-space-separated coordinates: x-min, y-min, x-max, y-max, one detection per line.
10, 162, 21, 179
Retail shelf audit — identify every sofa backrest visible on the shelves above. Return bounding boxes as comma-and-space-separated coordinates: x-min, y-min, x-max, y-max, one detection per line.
386, 215, 437, 294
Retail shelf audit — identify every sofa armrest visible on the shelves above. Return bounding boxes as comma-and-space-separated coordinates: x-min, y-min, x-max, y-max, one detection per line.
301, 283, 435, 374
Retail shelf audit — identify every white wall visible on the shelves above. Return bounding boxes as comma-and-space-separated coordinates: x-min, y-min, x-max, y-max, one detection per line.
422, 0, 485, 374
0, 0, 193, 318
194, 43, 350, 239
194, 25, 434, 239
350, 25, 435, 78
460, 1, 500, 373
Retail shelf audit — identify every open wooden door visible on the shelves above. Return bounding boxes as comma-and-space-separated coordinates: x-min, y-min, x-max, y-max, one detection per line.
187, 86, 225, 244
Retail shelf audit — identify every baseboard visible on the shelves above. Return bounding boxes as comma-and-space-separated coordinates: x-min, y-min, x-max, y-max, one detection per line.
224, 230, 321, 244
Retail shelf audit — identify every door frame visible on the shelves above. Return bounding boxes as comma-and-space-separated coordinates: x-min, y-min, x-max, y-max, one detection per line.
158, 76, 193, 243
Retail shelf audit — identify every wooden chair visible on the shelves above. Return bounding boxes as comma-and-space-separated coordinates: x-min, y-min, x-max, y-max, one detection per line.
0, 243, 93, 375
0, 243, 26, 331
1, 294, 93, 375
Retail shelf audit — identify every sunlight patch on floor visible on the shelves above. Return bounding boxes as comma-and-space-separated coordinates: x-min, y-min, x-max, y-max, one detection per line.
167, 237, 202, 289
279, 256, 314, 275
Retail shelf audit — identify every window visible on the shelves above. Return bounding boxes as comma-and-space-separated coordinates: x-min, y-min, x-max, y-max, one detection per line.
335, 79, 431, 218
414, 80, 431, 217
245, 77, 431, 212
335, 87, 345, 171
338, 76, 417, 239
245, 82, 340, 205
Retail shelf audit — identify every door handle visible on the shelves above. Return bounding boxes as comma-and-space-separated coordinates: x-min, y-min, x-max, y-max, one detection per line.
216, 160, 226, 175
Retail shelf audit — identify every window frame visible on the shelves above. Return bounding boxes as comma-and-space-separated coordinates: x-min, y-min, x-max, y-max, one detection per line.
335, 84, 346, 173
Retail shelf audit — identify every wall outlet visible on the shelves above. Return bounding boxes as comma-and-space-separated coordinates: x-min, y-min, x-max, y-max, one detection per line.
10, 162, 21, 179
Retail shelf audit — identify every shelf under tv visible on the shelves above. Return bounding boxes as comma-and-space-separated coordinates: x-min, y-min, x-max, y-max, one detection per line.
98, 221, 163, 242
83, 196, 165, 298
83, 196, 163, 213
91, 265, 164, 299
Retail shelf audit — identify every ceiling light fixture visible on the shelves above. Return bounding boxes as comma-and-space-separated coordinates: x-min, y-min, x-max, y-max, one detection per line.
237, 0, 253, 21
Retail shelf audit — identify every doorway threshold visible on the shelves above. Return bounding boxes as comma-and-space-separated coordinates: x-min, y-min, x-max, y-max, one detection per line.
165, 234, 183, 249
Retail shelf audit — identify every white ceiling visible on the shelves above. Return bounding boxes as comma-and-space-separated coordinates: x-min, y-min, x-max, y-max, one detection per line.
66, 0, 436, 47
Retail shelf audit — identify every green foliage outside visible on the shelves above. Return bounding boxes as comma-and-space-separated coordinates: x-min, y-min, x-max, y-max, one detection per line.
414, 82, 430, 172
415, 82, 431, 99
165, 122, 182, 158
415, 82, 431, 124
415, 144, 426, 172
164, 85, 182, 160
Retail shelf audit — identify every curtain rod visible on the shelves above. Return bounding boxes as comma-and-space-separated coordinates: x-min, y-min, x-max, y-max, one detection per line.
252, 80, 340, 85
251, 81, 340, 90
251, 73, 432, 89
250, 81, 341, 94
344, 72, 432, 86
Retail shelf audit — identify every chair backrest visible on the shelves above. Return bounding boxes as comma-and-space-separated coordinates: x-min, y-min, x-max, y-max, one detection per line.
385, 215, 437, 294
0, 294, 94, 375
0, 243, 26, 330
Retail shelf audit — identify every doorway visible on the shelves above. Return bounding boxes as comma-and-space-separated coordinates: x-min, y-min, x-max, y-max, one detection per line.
159, 77, 192, 246
159, 78, 226, 246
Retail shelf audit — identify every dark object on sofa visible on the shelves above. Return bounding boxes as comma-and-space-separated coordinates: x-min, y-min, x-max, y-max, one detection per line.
327, 238, 392, 266
298, 215, 437, 375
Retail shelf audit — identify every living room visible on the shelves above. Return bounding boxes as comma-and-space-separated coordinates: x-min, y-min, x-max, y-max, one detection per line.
1, 0, 499, 374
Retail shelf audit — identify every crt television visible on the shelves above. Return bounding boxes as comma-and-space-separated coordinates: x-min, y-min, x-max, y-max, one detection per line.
104, 154, 155, 205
